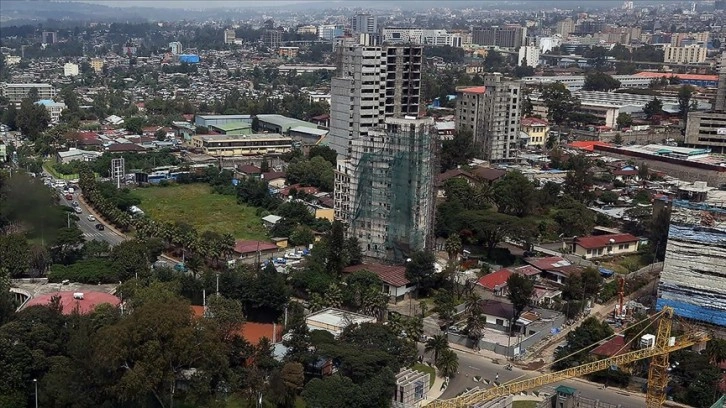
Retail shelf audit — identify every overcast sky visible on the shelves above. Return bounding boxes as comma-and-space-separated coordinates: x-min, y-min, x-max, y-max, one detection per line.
77, 0, 334, 9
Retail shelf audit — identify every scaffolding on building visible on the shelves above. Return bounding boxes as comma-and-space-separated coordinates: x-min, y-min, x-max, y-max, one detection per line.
349, 119, 438, 262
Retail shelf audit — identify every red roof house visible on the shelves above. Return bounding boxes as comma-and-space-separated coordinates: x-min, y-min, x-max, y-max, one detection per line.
573, 233, 640, 259
476, 269, 512, 296
343, 263, 413, 303
591, 335, 627, 358
234, 240, 279, 257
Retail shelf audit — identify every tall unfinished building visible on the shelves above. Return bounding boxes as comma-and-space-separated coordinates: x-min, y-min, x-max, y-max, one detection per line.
657, 187, 726, 326
685, 52, 726, 151
328, 44, 422, 156
455, 73, 522, 161
334, 117, 437, 262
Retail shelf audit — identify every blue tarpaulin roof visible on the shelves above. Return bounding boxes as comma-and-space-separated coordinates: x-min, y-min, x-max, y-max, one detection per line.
599, 267, 615, 277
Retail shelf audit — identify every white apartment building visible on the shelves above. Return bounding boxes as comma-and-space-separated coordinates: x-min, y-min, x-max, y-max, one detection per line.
381, 28, 462, 47
328, 45, 422, 156
518, 46, 540, 67
1, 83, 57, 104
36, 100, 66, 123
63, 63, 79, 77
224, 29, 236, 44
334, 117, 436, 262
521, 74, 653, 92
455, 74, 522, 161
538, 36, 562, 53
318, 25, 344, 41
664, 45, 707, 64
169, 41, 183, 55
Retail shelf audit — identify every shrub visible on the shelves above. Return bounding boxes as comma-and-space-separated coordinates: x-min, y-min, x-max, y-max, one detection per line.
47, 259, 118, 283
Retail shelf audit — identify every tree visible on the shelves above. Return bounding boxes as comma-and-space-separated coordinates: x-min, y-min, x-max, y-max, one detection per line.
109, 239, 150, 281
16, 98, 50, 140
492, 170, 536, 217
677, 85, 696, 121
424, 334, 449, 364
553, 196, 596, 237
405, 251, 437, 295
436, 349, 459, 378
325, 221, 346, 277
269, 361, 305, 407
553, 317, 614, 370
507, 274, 534, 335
583, 71, 621, 92
123, 116, 145, 135
207, 294, 245, 342
616, 112, 633, 130
643, 97, 663, 120
440, 130, 477, 171
637, 162, 650, 182
541, 83, 580, 126
0, 235, 30, 277
612, 133, 624, 145
563, 154, 594, 204
344, 237, 363, 266
154, 128, 166, 141
444, 234, 462, 261
308, 145, 337, 166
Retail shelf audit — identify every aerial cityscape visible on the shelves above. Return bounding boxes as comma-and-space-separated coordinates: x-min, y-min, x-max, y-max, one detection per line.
2, 0, 726, 407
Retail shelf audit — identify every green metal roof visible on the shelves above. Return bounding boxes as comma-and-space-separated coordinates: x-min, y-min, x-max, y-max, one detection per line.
555, 385, 577, 395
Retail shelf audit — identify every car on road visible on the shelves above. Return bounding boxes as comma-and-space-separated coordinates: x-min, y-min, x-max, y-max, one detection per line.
87, 215, 96, 222
74, 207, 82, 214
95, 223, 105, 230
72, 201, 79, 207
65, 194, 73, 200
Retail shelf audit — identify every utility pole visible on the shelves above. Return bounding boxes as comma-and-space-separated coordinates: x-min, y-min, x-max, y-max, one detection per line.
33, 378, 38, 408
67, 212, 70, 228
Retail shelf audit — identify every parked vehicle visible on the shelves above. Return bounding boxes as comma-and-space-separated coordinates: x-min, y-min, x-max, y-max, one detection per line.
74, 207, 82, 214
65, 194, 73, 200
87, 215, 96, 222
95, 223, 105, 231
72, 201, 79, 207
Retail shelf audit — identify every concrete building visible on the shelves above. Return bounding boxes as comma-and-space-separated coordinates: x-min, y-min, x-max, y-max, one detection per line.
191, 133, 293, 157
262, 29, 282, 49
318, 25, 344, 41
328, 44, 422, 156
224, 29, 236, 44
392, 369, 430, 408
90, 58, 104, 73
471, 25, 524, 48
36, 100, 66, 123
1, 83, 57, 104
556, 18, 576, 38
305, 307, 376, 337
56, 148, 102, 164
521, 74, 653, 92
381, 28, 462, 47
571, 233, 640, 259
63, 63, 79, 77
685, 52, 726, 150
455, 74, 522, 161
518, 45, 540, 67
208, 122, 252, 135
278, 46, 299, 59
520, 117, 549, 147
334, 117, 436, 262
351, 13, 377, 34
42, 31, 57, 44
169, 41, 183, 55
657, 192, 726, 326
663, 45, 707, 64
194, 114, 253, 128
538, 35, 563, 53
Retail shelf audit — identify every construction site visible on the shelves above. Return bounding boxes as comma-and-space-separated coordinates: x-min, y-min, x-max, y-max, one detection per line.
334, 116, 437, 262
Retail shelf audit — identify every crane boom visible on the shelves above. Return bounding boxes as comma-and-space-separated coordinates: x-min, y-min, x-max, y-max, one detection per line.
427, 330, 710, 408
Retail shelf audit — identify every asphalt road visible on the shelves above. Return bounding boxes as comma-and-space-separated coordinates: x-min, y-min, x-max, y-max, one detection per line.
55, 187, 126, 246
431, 347, 648, 407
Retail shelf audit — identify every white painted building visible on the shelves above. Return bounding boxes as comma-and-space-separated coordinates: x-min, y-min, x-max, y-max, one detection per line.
518, 45, 540, 67
63, 63, 79, 77
305, 308, 376, 337
36, 99, 66, 123
169, 41, 183, 55
381, 28, 462, 47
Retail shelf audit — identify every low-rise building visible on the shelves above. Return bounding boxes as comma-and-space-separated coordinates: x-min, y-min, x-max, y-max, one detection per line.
392, 368, 430, 408
343, 263, 416, 303
36, 99, 66, 123
208, 122, 253, 135
663, 45, 707, 64
194, 115, 253, 128
476, 268, 512, 296
572, 233, 640, 259
63, 63, 79, 77
1, 83, 57, 104
305, 307, 376, 337
191, 133, 293, 157
520, 117, 549, 147
525, 256, 583, 284
278, 46, 299, 58
56, 148, 102, 164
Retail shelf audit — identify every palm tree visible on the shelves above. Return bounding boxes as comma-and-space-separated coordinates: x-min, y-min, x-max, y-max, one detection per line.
436, 349, 459, 378
706, 338, 726, 365
326, 283, 343, 308
403, 316, 424, 344
466, 312, 486, 350
425, 334, 450, 364
444, 234, 462, 261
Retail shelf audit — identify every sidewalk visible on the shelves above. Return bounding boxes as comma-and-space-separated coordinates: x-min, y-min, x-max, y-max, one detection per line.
422, 368, 448, 406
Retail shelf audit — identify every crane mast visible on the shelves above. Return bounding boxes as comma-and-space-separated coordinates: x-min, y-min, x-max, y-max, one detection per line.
427, 307, 709, 408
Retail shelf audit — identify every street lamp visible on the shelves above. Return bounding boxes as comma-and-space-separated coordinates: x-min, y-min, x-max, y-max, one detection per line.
33, 378, 38, 408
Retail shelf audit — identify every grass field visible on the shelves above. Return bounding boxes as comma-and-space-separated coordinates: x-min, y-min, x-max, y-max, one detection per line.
413, 363, 437, 388
512, 401, 539, 408
133, 183, 268, 241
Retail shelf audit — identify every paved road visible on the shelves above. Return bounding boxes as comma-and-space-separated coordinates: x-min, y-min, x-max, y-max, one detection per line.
55, 187, 126, 246
437, 348, 648, 407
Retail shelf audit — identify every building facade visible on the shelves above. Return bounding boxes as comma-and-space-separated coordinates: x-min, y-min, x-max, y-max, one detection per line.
471, 25, 524, 48
1, 83, 57, 104
455, 74, 522, 161
63, 63, 79, 77
169, 41, 183, 55
351, 13, 377, 34
663, 45, 707, 64
36, 100, 66, 123
684, 52, 726, 151
657, 200, 726, 326
381, 28, 462, 47
556, 18, 575, 37
262, 30, 282, 49
90, 58, 104, 73
520, 117, 549, 147
518, 45, 540, 67
318, 25, 344, 41
328, 44, 422, 156
334, 117, 436, 262
191, 134, 293, 157
224, 29, 236, 44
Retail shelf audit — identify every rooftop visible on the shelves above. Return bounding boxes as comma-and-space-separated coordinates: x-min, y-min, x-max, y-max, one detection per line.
476, 269, 512, 291
24, 291, 120, 315
196, 114, 253, 120
575, 233, 640, 250
591, 335, 627, 357
343, 263, 410, 287
459, 86, 487, 94
233, 240, 278, 254
209, 122, 252, 132
194, 133, 290, 142
305, 307, 376, 330
256, 114, 319, 132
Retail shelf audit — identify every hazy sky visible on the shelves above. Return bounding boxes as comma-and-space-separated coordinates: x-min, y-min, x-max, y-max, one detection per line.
77, 0, 330, 9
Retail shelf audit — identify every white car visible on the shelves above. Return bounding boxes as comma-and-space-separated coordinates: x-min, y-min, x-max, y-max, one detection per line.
87, 215, 96, 222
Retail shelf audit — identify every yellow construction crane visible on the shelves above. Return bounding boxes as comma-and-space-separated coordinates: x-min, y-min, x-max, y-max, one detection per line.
428, 306, 710, 408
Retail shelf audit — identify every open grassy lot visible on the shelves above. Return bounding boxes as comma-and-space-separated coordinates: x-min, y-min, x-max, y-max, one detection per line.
133, 183, 268, 241
512, 401, 539, 408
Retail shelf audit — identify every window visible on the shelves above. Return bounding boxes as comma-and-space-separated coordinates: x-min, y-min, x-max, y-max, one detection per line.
496, 319, 504, 326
